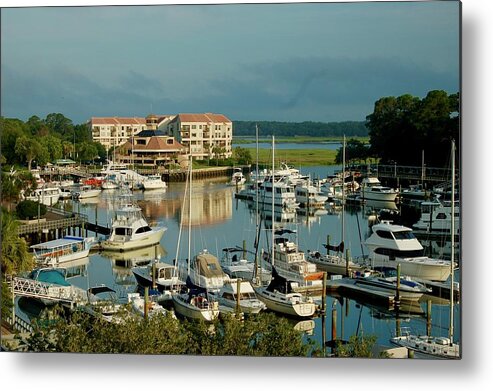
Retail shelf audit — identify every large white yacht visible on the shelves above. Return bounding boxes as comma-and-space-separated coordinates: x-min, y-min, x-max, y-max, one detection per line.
412, 199, 460, 236
100, 197, 166, 251
362, 221, 453, 282
360, 177, 399, 202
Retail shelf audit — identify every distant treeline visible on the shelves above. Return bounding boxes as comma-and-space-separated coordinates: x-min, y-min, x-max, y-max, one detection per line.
232, 121, 368, 137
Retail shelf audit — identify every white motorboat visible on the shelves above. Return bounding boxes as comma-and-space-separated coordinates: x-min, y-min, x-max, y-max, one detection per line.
412, 199, 460, 236
258, 178, 299, 209
360, 177, 399, 202
306, 242, 369, 277
31, 236, 95, 266
254, 268, 317, 318
101, 175, 120, 190
230, 168, 246, 186
23, 186, 61, 206
390, 140, 460, 359
351, 274, 430, 301
142, 174, 167, 190
72, 185, 102, 199
100, 196, 167, 251
294, 184, 328, 208
132, 261, 184, 298
362, 220, 453, 282
211, 278, 266, 314
127, 292, 175, 319
268, 229, 324, 293
220, 247, 272, 286
82, 286, 127, 323
101, 161, 145, 190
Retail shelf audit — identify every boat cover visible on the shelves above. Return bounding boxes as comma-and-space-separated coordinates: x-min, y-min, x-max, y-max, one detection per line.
194, 253, 224, 278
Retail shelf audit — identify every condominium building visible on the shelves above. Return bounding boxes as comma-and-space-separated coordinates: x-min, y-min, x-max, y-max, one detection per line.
89, 117, 147, 151
167, 113, 233, 160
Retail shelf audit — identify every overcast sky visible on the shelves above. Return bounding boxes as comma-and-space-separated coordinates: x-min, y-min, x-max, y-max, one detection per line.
1, 1, 460, 124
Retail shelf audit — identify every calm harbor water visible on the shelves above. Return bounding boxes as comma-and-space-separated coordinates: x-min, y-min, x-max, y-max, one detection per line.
17, 165, 461, 354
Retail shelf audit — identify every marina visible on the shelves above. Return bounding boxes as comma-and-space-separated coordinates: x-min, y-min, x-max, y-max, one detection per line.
6, 162, 461, 355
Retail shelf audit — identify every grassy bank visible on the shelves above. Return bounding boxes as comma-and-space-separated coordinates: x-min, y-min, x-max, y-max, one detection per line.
234, 135, 369, 144
246, 148, 337, 167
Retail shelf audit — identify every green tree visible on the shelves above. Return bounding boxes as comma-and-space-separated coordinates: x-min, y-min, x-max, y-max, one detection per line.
44, 113, 74, 139
40, 134, 63, 162
0, 208, 34, 275
335, 138, 370, 164
15, 136, 48, 170
335, 335, 378, 358
233, 147, 252, 165
0, 117, 28, 164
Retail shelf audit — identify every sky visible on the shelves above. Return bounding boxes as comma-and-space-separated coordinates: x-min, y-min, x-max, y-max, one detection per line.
1, 1, 460, 124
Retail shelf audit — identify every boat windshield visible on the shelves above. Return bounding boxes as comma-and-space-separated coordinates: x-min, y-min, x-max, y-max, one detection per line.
392, 231, 416, 240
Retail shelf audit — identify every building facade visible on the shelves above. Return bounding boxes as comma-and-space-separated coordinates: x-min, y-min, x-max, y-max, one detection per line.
89, 117, 147, 152
117, 129, 186, 167
167, 113, 233, 160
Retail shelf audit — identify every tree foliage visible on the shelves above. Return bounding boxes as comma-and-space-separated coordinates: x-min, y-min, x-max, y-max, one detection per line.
233, 147, 252, 165
15, 200, 46, 220
25, 309, 314, 356
0, 207, 34, 275
335, 138, 371, 164
233, 121, 368, 137
366, 90, 459, 166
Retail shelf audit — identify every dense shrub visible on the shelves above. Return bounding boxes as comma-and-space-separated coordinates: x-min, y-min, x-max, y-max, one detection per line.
16, 200, 46, 220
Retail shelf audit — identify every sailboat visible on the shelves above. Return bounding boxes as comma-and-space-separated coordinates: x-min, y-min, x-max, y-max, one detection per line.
171, 156, 220, 322
307, 136, 366, 276
390, 140, 460, 359
254, 135, 318, 318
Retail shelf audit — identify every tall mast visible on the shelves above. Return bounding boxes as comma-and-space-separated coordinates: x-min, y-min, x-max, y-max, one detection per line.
254, 124, 260, 280
188, 154, 192, 275
271, 135, 275, 267
449, 140, 455, 344
342, 135, 346, 260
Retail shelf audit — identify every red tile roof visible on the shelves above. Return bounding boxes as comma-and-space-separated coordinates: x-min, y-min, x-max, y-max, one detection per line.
124, 137, 185, 152
176, 113, 231, 123
91, 117, 146, 125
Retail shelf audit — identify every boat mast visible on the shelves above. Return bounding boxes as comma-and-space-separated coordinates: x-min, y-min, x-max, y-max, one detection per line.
188, 154, 192, 275
342, 135, 346, 272
449, 140, 455, 344
253, 124, 260, 280
271, 135, 275, 268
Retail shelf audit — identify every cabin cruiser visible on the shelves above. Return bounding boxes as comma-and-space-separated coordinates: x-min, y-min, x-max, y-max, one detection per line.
101, 161, 145, 190
132, 261, 184, 299
254, 268, 317, 318
294, 183, 328, 208
178, 250, 229, 293
230, 168, 246, 186
210, 279, 266, 314
72, 185, 102, 199
361, 221, 453, 282
221, 247, 272, 286
360, 177, 399, 202
267, 229, 324, 293
22, 186, 61, 206
412, 199, 460, 236
100, 197, 167, 251
258, 178, 299, 209
142, 174, 167, 190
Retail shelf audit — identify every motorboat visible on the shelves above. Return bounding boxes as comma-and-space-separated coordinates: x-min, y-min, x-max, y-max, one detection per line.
142, 174, 167, 190
101, 161, 145, 190
127, 292, 175, 319
22, 186, 61, 206
230, 168, 246, 186
254, 268, 317, 318
99, 196, 167, 251
360, 177, 399, 202
294, 183, 328, 208
306, 242, 369, 277
211, 278, 266, 314
81, 286, 126, 323
351, 274, 430, 301
220, 247, 272, 286
31, 236, 95, 266
412, 199, 460, 236
132, 261, 184, 298
268, 229, 324, 293
101, 174, 120, 190
362, 221, 453, 282
258, 178, 299, 209
72, 185, 102, 199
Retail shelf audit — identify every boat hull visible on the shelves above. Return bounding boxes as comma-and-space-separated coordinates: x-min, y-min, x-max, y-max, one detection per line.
367, 257, 452, 282
255, 288, 316, 318
171, 294, 219, 322
100, 228, 166, 252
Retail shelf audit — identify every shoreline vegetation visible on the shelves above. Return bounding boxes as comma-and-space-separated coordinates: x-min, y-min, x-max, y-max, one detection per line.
244, 148, 338, 167
233, 135, 370, 144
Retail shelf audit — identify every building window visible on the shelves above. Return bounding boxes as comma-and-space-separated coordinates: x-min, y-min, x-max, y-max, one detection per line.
192, 125, 196, 129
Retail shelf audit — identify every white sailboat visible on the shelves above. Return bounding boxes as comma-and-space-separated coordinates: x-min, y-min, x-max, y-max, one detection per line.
171, 157, 220, 322
390, 140, 460, 359
254, 136, 317, 318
